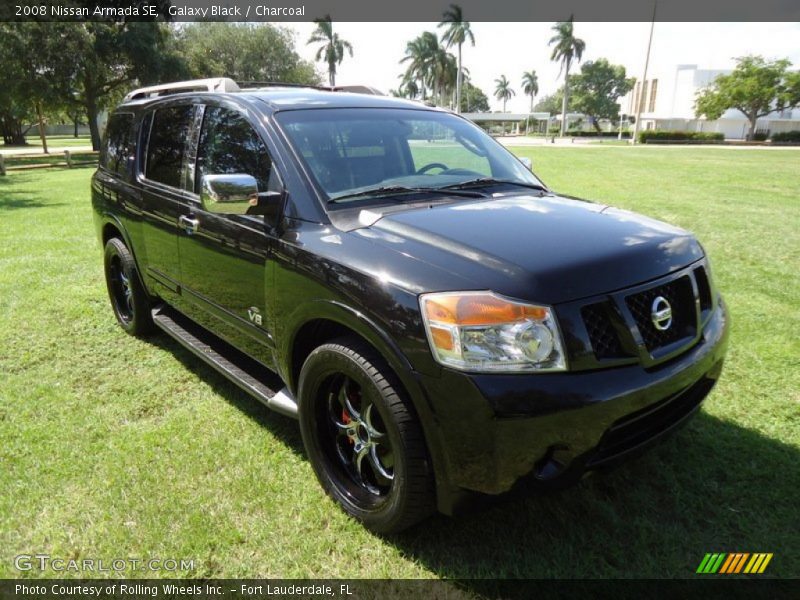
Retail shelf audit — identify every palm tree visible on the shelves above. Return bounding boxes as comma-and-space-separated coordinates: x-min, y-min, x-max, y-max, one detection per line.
438, 4, 475, 114
494, 75, 515, 112
307, 16, 353, 87
401, 31, 439, 102
548, 16, 585, 136
402, 79, 420, 100
521, 70, 539, 113
401, 32, 458, 107
430, 46, 458, 107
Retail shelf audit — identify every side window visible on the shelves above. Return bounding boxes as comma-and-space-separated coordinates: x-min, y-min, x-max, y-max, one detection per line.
195, 106, 278, 195
101, 113, 135, 179
145, 105, 194, 189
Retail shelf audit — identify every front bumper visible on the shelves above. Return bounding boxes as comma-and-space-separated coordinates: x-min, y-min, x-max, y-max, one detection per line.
420, 299, 729, 508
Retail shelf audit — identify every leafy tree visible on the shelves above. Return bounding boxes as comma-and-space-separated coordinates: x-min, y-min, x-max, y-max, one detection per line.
0, 26, 34, 145
569, 59, 634, 130
494, 75, 515, 112
67, 21, 188, 150
460, 81, 489, 112
180, 23, 319, 85
534, 92, 563, 115
438, 4, 474, 114
307, 16, 353, 87
521, 70, 539, 113
548, 16, 585, 136
695, 55, 800, 140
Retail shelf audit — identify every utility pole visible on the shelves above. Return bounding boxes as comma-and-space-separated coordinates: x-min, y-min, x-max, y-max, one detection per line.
631, 0, 657, 145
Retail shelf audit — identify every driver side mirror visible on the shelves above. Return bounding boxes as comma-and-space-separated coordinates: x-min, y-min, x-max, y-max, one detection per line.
200, 173, 283, 219
520, 157, 533, 171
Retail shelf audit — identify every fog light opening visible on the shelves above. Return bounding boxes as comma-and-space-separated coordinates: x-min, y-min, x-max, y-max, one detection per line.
534, 445, 570, 481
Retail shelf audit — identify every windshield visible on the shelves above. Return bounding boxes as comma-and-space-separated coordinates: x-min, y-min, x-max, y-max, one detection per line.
275, 108, 545, 204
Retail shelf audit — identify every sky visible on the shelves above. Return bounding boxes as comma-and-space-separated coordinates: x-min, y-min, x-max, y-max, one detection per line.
285, 22, 800, 113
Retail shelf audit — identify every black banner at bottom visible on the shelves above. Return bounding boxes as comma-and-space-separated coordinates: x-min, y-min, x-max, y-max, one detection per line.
1, 579, 799, 600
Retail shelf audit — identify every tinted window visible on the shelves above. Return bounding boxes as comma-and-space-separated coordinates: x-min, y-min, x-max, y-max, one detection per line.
276, 108, 542, 202
145, 105, 194, 188
196, 106, 277, 194
101, 113, 135, 178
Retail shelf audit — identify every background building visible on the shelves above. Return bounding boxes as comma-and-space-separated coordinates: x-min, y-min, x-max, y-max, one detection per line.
623, 64, 800, 139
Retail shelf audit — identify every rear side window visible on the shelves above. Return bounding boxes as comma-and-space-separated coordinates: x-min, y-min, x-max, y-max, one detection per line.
101, 113, 135, 179
145, 105, 194, 189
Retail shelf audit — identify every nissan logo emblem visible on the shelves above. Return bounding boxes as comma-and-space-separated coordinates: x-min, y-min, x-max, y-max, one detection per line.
651, 296, 673, 331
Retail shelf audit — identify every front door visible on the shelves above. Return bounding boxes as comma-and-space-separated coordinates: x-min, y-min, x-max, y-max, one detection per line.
177, 105, 283, 365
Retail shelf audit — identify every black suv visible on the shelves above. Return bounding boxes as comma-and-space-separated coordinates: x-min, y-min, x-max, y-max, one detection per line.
92, 78, 729, 533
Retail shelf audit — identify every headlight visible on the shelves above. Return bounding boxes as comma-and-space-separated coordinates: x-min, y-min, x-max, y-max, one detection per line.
419, 291, 567, 373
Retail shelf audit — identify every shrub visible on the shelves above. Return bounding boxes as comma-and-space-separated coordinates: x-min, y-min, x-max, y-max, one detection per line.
752, 131, 769, 141
638, 131, 724, 144
567, 131, 630, 138
771, 130, 800, 143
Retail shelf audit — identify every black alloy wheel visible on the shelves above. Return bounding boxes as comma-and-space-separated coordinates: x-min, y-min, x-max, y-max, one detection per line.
103, 237, 154, 336
298, 337, 435, 533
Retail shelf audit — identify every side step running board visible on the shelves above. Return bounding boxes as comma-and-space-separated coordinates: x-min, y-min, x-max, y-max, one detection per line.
151, 306, 298, 419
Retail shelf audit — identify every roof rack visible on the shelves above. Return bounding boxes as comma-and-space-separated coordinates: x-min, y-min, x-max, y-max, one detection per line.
331, 85, 384, 96
237, 82, 384, 95
237, 81, 322, 90
123, 78, 241, 102
122, 78, 385, 103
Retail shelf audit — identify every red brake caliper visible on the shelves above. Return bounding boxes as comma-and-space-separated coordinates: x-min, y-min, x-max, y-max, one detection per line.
342, 409, 354, 444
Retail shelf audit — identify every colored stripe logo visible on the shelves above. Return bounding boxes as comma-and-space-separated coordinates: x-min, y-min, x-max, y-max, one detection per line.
696, 552, 773, 574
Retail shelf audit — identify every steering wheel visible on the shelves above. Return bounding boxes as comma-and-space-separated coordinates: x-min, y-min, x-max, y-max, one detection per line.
416, 162, 449, 175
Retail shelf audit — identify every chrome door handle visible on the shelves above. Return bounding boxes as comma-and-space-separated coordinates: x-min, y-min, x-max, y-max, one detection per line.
179, 215, 199, 234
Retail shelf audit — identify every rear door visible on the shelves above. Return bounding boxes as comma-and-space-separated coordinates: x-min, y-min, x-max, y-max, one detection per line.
176, 103, 282, 364
139, 103, 197, 303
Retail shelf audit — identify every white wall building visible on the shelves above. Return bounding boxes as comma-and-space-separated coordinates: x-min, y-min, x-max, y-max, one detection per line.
622, 64, 800, 139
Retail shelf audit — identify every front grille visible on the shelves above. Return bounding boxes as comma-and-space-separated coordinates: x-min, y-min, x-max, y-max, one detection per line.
694, 266, 713, 314
581, 302, 627, 360
625, 275, 696, 353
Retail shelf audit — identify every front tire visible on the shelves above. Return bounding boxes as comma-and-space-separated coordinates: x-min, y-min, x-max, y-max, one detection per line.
103, 237, 154, 337
298, 337, 435, 533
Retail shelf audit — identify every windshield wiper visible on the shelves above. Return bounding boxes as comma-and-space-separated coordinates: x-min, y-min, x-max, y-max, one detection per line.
441, 178, 548, 193
329, 185, 486, 204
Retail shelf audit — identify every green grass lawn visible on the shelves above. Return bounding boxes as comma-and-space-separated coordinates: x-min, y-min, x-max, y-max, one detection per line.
1, 147, 798, 580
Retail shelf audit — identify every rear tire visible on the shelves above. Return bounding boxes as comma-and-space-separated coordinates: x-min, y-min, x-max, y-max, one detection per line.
298, 336, 435, 533
103, 237, 154, 337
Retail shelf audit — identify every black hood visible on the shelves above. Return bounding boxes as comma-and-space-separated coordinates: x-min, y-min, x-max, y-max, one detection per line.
355, 194, 704, 304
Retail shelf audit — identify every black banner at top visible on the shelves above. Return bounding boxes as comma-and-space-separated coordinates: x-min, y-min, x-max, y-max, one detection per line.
2, 0, 800, 22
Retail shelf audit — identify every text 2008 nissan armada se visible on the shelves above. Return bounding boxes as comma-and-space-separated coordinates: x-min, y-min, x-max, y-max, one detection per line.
92, 78, 728, 533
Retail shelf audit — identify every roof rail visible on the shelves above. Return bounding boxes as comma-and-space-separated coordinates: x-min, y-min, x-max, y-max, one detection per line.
237, 81, 321, 90
123, 78, 241, 102
331, 85, 384, 96
237, 81, 384, 95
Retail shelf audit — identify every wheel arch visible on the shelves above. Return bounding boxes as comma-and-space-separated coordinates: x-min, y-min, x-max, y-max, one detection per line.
99, 214, 153, 299
284, 301, 414, 397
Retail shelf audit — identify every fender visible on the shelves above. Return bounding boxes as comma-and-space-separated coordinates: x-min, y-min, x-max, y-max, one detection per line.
280, 298, 414, 394
99, 212, 154, 299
